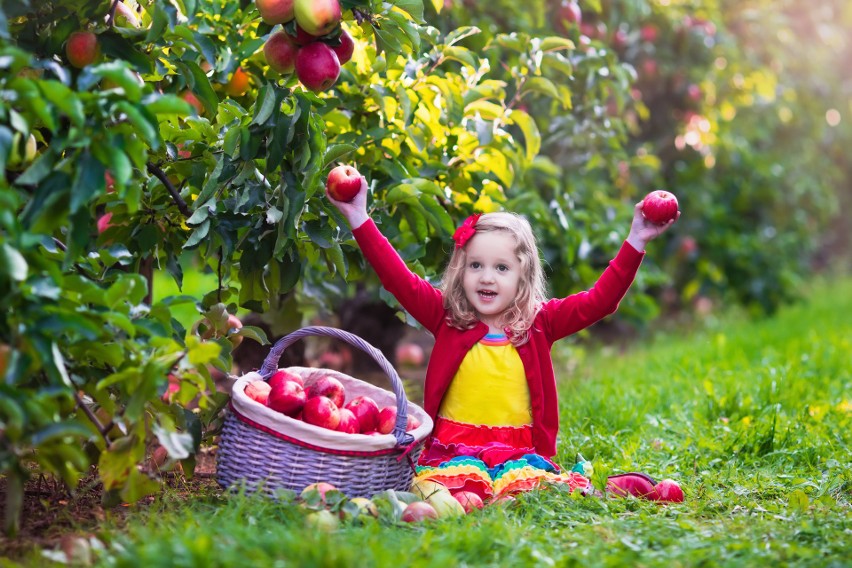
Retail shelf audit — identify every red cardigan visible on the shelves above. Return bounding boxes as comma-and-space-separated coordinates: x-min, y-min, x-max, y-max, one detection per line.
352, 220, 645, 457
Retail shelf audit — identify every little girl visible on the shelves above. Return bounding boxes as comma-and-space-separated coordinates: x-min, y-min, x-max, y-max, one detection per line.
328, 177, 681, 503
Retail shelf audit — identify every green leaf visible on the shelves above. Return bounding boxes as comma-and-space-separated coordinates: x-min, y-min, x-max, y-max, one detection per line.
444, 26, 481, 47
179, 61, 219, 117
70, 153, 105, 214
323, 144, 358, 168
30, 422, 94, 447
442, 46, 477, 68
509, 109, 541, 162
153, 424, 193, 460
145, 94, 194, 116
0, 243, 28, 282
184, 219, 210, 249
539, 36, 576, 51
521, 77, 561, 101
393, 0, 424, 23
38, 81, 85, 127
114, 101, 160, 149
252, 83, 277, 126
105, 273, 149, 309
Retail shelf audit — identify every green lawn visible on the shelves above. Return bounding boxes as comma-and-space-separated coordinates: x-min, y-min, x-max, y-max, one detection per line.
26, 276, 852, 567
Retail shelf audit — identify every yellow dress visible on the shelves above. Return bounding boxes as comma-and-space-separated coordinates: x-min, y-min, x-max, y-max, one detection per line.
414, 333, 590, 501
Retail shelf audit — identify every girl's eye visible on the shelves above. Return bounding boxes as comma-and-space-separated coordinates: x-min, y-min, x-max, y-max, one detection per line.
497, 264, 509, 272
469, 262, 481, 269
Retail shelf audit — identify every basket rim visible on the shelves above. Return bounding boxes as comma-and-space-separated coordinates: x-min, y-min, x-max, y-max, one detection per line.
230, 368, 433, 453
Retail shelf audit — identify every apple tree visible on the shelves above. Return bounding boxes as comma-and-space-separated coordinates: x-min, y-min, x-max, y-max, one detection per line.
0, 0, 604, 533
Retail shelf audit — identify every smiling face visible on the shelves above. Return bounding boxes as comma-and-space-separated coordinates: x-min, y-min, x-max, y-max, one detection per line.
462, 231, 521, 332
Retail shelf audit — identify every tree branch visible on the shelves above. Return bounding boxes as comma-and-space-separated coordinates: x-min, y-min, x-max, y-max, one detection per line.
146, 162, 191, 217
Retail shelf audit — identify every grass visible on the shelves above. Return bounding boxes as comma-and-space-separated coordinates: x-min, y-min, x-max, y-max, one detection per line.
17, 276, 852, 567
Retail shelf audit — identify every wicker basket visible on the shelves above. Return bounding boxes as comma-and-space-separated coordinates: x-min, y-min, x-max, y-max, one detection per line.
216, 326, 432, 498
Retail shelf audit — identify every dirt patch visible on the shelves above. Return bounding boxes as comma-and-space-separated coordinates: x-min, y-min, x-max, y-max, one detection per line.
0, 449, 220, 562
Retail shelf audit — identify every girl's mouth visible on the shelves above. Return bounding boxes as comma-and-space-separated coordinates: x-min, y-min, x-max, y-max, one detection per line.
478, 290, 497, 299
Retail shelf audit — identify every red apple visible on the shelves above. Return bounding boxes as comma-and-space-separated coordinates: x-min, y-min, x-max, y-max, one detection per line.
377, 406, 397, 435
255, 0, 295, 25
406, 414, 421, 432
294, 0, 341, 37
267, 379, 307, 417
291, 24, 319, 46
302, 396, 341, 430
268, 369, 304, 390
161, 373, 180, 402
97, 212, 114, 234
377, 406, 418, 434
395, 342, 425, 368
66, 31, 100, 69
686, 83, 703, 103
181, 91, 204, 115
300, 481, 337, 503
336, 408, 359, 434
245, 381, 272, 405
452, 491, 485, 513
640, 24, 659, 43
330, 29, 355, 65
612, 29, 628, 51
401, 501, 438, 523
641, 190, 679, 225
326, 165, 362, 202
344, 396, 380, 433
295, 42, 340, 92
556, 1, 582, 32
654, 479, 684, 503
264, 31, 299, 74
306, 375, 345, 407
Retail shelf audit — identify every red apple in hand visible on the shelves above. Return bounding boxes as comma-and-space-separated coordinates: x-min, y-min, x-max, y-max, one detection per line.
306, 375, 345, 407
641, 190, 679, 225
344, 396, 379, 433
268, 379, 307, 417
326, 165, 362, 202
302, 396, 341, 430
245, 381, 272, 405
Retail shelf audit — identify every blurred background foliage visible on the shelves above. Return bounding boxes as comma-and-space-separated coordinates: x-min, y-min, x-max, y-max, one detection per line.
0, 0, 849, 534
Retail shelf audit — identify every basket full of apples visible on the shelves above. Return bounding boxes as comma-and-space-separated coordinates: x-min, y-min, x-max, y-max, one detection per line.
216, 326, 433, 499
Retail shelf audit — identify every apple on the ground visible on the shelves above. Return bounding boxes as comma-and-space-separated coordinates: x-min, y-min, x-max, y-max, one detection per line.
654, 479, 684, 503
300, 481, 337, 503
326, 165, 362, 202
400, 501, 438, 523
452, 491, 485, 513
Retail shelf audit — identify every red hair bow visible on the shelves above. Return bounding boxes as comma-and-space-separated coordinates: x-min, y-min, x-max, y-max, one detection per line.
452, 214, 482, 249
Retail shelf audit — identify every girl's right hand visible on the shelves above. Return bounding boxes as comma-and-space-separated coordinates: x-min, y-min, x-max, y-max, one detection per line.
326, 175, 370, 229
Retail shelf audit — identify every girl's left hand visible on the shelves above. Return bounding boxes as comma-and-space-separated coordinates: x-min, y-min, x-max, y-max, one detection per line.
626, 202, 680, 251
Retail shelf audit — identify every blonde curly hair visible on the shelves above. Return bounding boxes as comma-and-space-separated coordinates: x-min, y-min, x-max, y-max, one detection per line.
440, 212, 546, 346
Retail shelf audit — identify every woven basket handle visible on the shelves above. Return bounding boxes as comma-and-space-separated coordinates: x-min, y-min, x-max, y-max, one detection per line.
259, 326, 415, 447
